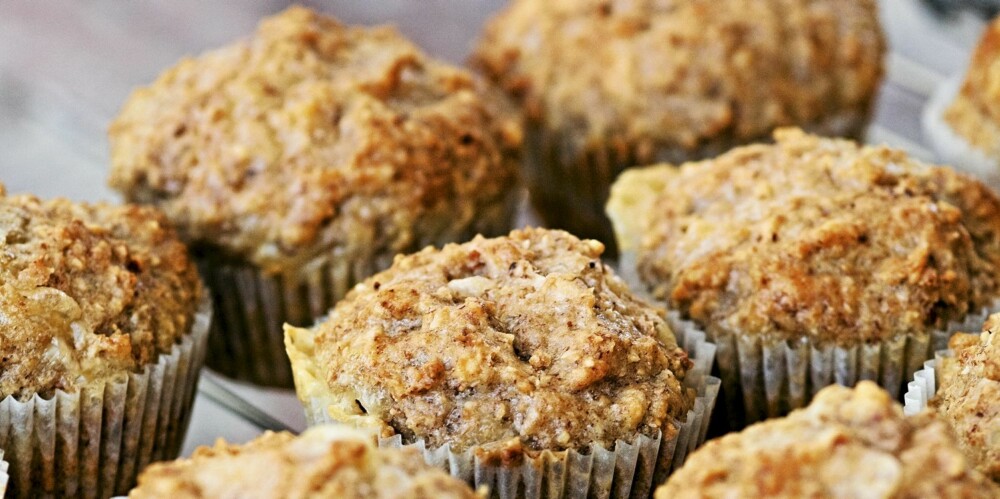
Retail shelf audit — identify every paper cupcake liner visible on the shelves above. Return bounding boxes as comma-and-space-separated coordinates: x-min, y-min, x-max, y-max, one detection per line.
902, 349, 953, 417
289, 320, 719, 498
921, 76, 1000, 188
1, 449, 8, 498
0, 296, 212, 499
525, 111, 870, 250
199, 191, 519, 388
666, 299, 997, 426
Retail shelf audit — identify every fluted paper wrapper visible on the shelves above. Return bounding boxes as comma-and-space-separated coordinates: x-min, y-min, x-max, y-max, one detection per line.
525, 112, 869, 249
199, 193, 518, 388
0, 297, 211, 499
622, 249, 996, 424
1, 450, 8, 498
289, 320, 719, 498
902, 350, 953, 417
922, 76, 1000, 189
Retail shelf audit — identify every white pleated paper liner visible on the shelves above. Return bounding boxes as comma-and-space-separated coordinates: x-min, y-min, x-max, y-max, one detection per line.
0, 295, 212, 499
921, 76, 1000, 188
1, 449, 8, 498
620, 250, 997, 426
198, 191, 519, 389
903, 350, 951, 417
287, 321, 719, 499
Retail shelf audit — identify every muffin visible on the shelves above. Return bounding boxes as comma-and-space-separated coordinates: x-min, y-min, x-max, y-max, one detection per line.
656, 381, 1000, 498
128, 425, 480, 498
904, 314, 999, 482
607, 129, 1000, 426
0, 185, 211, 498
924, 18, 1000, 187
285, 228, 718, 498
108, 6, 522, 387
472, 0, 884, 248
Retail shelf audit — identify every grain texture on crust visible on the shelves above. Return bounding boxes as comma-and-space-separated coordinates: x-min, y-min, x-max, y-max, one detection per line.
472, 0, 884, 153
944, 18, 1000, 158
609, 129, 1000, 345
128, 426, 479, 499
932, 315, 1000, 482
656, 382, 1000, 498
299, 228, 694, 456
109, 6, 521, 274
0, 186, 202, 400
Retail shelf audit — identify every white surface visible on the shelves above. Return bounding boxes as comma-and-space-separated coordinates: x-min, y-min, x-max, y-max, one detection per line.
0, 0, 990, 461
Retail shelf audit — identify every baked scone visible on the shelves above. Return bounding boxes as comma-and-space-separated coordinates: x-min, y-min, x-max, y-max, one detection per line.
0, 184, 209, 498
472, 0, 884, 248
656, 382, 1000, 498
108, 6, 522, 387
128, 426, 480, 499
931, 315, 1000, 482
286, 228, 717, 497
607, 129, 1000, 424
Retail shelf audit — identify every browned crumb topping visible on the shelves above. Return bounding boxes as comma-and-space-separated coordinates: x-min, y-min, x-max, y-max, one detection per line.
0, 186, 202, 400
109, 6, 521, 274
472, 0, 883, 151
945, 18, 1000, 157
932, 314, 1000, 482
656, 382, 1000, 498
305, 228, 693, 455
128, 426, 479, 498
608, 129, 1000, 345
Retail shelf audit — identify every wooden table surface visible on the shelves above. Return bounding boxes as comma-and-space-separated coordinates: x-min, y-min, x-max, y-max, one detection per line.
0, 0, 991, 456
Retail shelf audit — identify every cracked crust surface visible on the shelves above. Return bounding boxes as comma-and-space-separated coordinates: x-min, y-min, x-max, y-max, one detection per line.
472, 0, 884, 154
932, 314, 1000, 482
945, 18, 1000, 159
109, 6, 521, 274
656, 382, 1000, 498
608, 129, 1000, 345
128, 426, 479, 499
0, 186, 202, 400
295, 228, 694, 456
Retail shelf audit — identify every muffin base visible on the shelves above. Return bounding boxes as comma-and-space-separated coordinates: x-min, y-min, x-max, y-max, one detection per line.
287, 319, 720, 499
198, 190, 519, 388
0, 296, 212, 498
922, 76, 1000, 188
525, 111, 870, 253
621, 248, 996, 427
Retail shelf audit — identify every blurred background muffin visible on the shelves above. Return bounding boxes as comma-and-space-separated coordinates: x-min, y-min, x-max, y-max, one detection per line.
608, 129, 1000, 427
108, 6, 522, 388
286, 228, 718, 498
128, 425, 480, 498
0, 184, 210, 498
906, 314, 999, 482
925, 17, 1000, 188
472, 0, 885, 250
656, 382, 1000, 498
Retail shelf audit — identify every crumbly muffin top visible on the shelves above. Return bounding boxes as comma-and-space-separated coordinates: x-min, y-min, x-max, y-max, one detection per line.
944, 18, 1000, 158
0, 186, 202, 400
932, 315, 1000, 482
128, 426, 480, 499
300, 228, 694, 455
472, 0, 883, 150
656, 382, 1000, 498
607, 129, 1000, 345
109, 6, 521, 273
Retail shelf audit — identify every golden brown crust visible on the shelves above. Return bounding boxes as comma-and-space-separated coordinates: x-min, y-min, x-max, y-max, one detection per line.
610, 129, 1000, 345
656, 382, 1000, 498
944, 19, 1000, 157
128, 426, 480, 499
301, 228, 693, 455
0, 186, 202, 400
932, 315, 1000, 482
472, 0, 884, 153
109, 6, 521, 274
